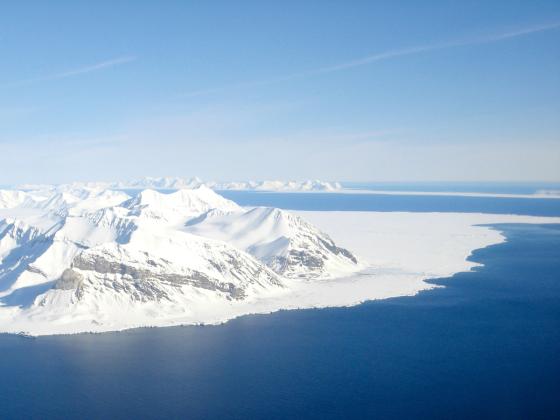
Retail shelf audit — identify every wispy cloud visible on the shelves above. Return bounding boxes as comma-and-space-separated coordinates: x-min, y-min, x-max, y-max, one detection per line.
50, 56, 137, 79
0, 56, 137, 89
309, 21, 560, 74
183, 21, 560, 97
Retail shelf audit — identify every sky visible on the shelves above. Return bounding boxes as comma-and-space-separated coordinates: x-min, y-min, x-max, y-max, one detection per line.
1, 0, 559, 184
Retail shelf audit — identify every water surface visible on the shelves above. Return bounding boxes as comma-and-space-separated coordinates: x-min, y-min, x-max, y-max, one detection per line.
218, 190, 560, 217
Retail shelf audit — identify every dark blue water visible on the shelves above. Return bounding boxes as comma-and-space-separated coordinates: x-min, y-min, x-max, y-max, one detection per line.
1, 223, 559, 419
217, 191, 560, 217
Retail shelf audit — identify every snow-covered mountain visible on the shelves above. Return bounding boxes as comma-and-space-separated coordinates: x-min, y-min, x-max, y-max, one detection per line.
184, 207, 358, 278
0, 185, 360, 334
0, 190, 29, 209
16, 177, 343, 192
209, 179, 342, 192
121, 187, 241, 223
117, 176, 206, 190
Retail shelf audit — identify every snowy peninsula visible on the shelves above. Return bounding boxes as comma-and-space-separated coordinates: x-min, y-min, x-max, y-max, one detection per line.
0, 185, 558, 336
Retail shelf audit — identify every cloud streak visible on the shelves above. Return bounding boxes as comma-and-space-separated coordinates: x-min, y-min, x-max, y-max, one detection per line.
0, 56, 137, 88
310, 21, 560, 74
50, 56, 137, 79
183, 21, 560, 97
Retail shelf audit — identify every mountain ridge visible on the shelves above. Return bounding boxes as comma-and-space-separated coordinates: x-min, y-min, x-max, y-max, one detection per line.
15, 177, 343, 192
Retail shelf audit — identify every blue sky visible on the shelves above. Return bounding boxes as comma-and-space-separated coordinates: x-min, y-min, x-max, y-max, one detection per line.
1, 1, 559, 183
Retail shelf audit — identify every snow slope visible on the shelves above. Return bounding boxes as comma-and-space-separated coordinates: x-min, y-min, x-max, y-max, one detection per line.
184, 207, 360, 278
0, 190, 29, 209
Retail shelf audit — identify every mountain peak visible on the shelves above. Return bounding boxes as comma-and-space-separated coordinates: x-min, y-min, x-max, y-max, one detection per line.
122, 187, 241, 223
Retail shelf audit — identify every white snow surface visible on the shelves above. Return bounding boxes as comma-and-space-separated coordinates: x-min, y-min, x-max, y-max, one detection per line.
0, 190, 29, 209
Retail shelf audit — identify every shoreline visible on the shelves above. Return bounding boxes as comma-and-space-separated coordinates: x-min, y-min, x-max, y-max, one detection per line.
1, 211, 559, 337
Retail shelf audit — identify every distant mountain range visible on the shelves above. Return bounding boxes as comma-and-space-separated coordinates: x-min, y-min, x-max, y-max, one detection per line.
16, 177, 343, 192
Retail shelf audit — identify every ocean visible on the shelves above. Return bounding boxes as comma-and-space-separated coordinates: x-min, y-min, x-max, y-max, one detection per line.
217, 190, 560, 216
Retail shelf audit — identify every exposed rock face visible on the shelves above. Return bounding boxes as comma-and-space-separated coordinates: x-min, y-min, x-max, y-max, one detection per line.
262, 237, 357, 278
273, 218, 358, 279
55, 269, 84, 290
54, 241, 282, 302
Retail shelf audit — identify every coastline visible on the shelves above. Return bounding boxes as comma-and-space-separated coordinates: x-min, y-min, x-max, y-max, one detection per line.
2, 211, 559, 336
